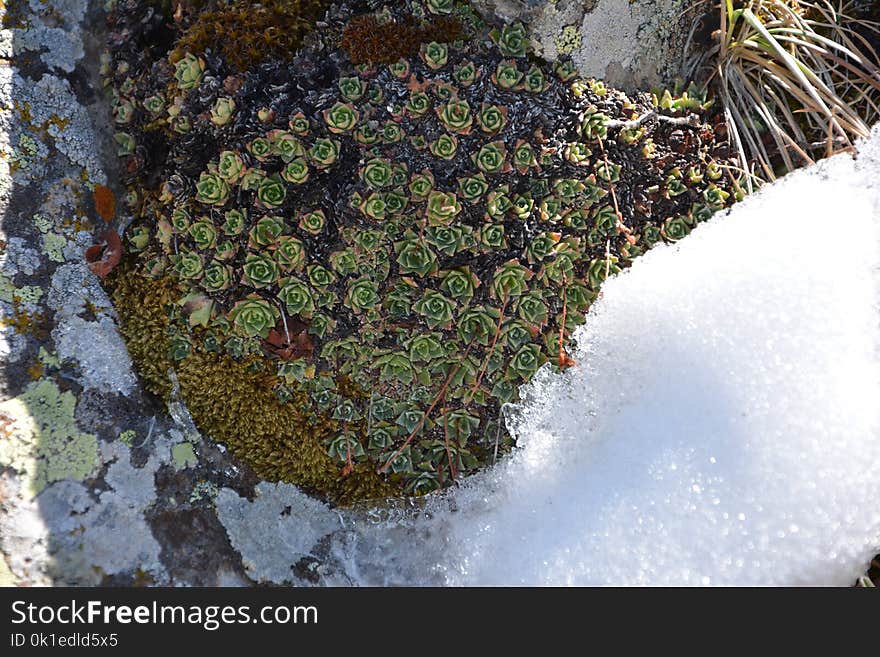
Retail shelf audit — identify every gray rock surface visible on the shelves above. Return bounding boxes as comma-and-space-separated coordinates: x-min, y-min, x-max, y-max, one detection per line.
473, 0, 701, 91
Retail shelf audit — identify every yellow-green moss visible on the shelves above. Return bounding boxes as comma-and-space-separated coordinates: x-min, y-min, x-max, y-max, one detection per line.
109, 263, 395, 504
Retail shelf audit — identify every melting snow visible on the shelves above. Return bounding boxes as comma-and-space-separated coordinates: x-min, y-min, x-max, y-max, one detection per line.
426, 127, 880, 585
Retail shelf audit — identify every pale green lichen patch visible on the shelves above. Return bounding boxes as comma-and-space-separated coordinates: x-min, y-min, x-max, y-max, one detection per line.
171, 442, 197, 470
555, 24, 582, 55
38, 347, 60, 368
42, 233, 67, 262
9, 133, 40, 171
0, 275, 15, 303
189, 480, 218, 503
0, 379, 100, 498
14, 285, 43, 304
32, 213, 53, 233
118, 429, 136, 447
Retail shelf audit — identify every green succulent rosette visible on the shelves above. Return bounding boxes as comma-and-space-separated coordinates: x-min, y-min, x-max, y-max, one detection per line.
170, 207, 190, 233
228, 295, 279, 339
278, 278, 315, 317
344, 277, 381, 314
473, 141, 508, 174
421, 41, 448, 70
406, 333, 447, 363
214, 240, 238, 262
564, 142, 592, 165
306, 263, 336, 289
298, 210, 326, 235
521, 66, 547, 93
308, 138, 340, 168
242, 253, 279, 289
439, 267, 480, 302
491, 260, 533, 300
662, 215, 691, 241
426, 225, 466, 257
437, 100, 473, 135
476, 103, 507, 136
429, 134, 458, 160
217, 150, 245, 184
413, 290, 456, 329
492, 60, 523, 89
426, 0, 453, 15
361, 158, 394, 189
172, 249, 204, 281
274, 236, 306, 272
458, 174, 488, 203
388, 59, 411, 79
580, 107, 609, 140
409, 171, 435, 201
486, 187, 512, 218
395, 233, 438, 277
524, 231, 561, 263
288, 112, 310, 136
174, 52, 204, 91
195, 172, 230, 206
407, 90, 431, 117
247, 137, 272, 161
425, 190, 461, 226
338, 76, 366, 102
222, 209, 247, 236
188, 220, 217, 251
202, 261, 233, 293
382, 121, 404, 144
256, 175, 287, 209
512, 140, 537, 174
323, 102, 360, 134
281, 158, 309, 184
248, 216, 285, 248
596, 160, 621, 183
479, 222, 507, 251
491, 21, 529, 58
508, 344, 544, 380
210, 97, 235, 126
268, 130, 305, 162
457, 305, 500, 346
454, 60, 478, 86
142, 94, 164, 115
361, 193, 387, 220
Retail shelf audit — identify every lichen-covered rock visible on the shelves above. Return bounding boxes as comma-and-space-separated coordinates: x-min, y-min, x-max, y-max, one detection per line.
102, 0, 737, 502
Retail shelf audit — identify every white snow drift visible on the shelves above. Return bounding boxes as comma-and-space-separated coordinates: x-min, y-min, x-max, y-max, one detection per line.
424, 128, 880, 586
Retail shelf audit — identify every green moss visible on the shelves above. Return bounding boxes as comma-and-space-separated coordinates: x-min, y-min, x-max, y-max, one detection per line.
0, 379, 99, 498
109, 265, 394, 504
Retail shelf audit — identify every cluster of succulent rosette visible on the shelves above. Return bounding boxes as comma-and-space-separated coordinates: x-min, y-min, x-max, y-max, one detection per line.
104, 0, 735, 497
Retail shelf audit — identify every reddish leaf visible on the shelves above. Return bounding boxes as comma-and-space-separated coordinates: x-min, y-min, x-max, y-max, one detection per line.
263, 316, 313, 361
85, 229, 122, 279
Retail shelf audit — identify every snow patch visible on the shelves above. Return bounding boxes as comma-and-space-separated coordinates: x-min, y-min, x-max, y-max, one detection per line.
430, 128, 880, 585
